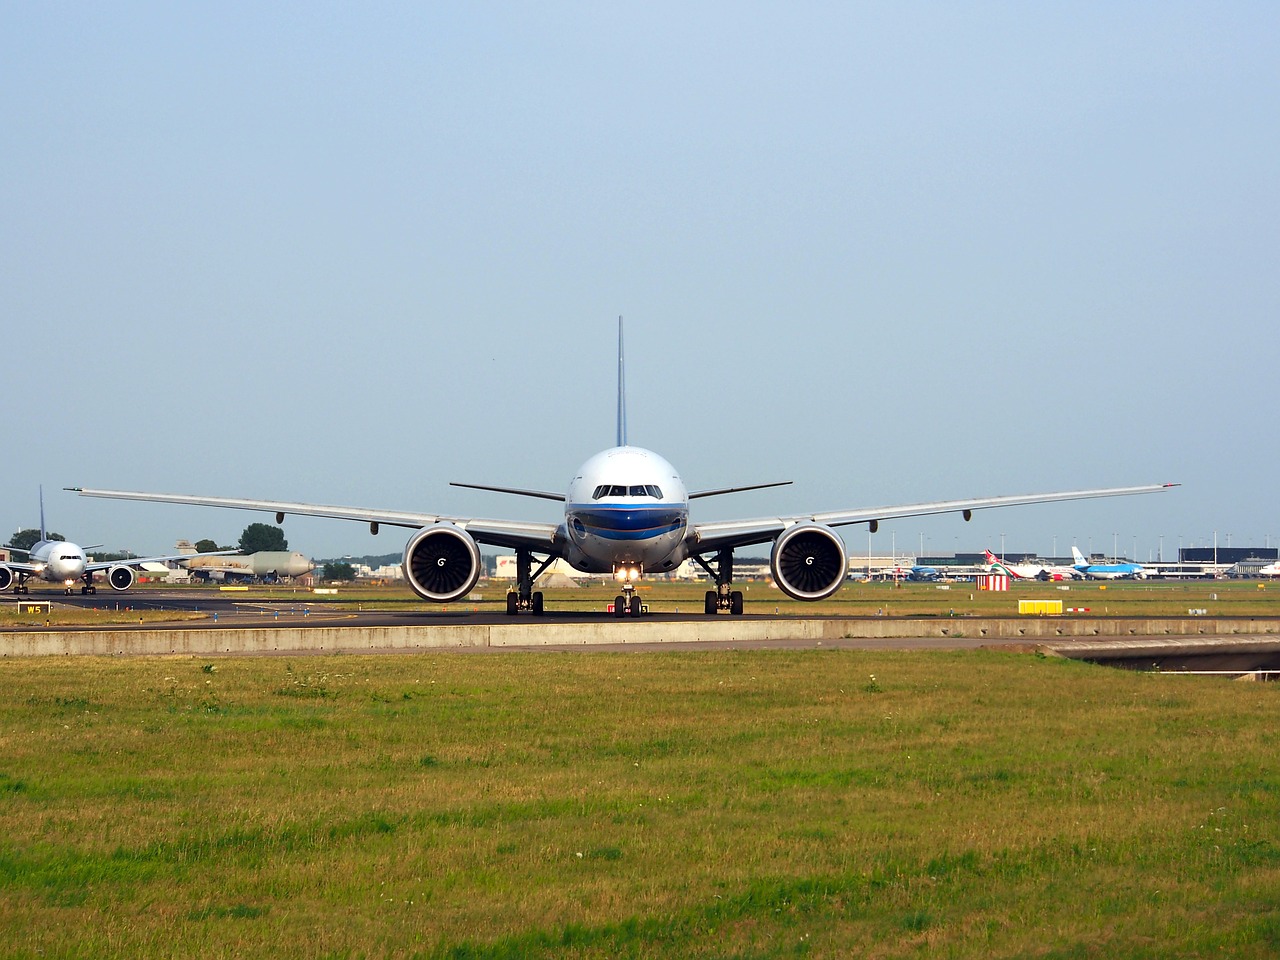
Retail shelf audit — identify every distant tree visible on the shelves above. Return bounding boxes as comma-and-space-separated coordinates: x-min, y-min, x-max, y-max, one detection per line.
238, 523, 288, 554
6, 528, 63, 552
324, 561, 355, 581
194, 539, 219, 554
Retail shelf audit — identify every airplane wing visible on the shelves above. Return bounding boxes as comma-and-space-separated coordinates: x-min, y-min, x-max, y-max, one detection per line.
0, 559, 41, 574
83, 549, 241, 573
67, 489, 561, 555
690, 483, 1179, 554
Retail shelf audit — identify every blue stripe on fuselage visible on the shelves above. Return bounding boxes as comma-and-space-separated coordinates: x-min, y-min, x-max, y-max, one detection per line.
567, 503, 688, 542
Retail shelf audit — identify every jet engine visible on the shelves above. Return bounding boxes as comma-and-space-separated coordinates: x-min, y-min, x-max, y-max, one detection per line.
770, 523, 847, 601
107, 565, 136, 591
402, 524, 482, 603
0, 566, 11, 591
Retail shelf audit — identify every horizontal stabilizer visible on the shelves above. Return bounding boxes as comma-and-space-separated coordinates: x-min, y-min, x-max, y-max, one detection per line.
689, 481, 792, 500
449, 482, 566, 502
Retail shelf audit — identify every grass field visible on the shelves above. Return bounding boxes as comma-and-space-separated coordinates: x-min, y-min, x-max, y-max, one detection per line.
1, 649, 1277, 957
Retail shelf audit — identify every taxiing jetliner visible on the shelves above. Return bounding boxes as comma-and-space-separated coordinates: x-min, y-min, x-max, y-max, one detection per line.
1, 491, 237, 595
1070, 545, 1146, 580
70, 320, 1177, 617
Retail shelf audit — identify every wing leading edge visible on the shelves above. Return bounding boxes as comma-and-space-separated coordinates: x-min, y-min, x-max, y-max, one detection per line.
66, 488, 561, 555
690, 483, 1179, 554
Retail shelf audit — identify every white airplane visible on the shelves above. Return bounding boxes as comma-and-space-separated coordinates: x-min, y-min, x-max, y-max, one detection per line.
69, 319, 1178, 617
982, 549, 1044, 580
1, 490, 238, 595
1259, 561, 1280, 577
982, 549, 1081, 581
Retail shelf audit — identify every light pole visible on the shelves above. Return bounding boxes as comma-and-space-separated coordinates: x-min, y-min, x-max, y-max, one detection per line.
1113, 532, 1118, 562
1000, 532, 1005, 561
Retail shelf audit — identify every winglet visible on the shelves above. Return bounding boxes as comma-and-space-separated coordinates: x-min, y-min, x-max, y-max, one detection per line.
616, 315, 627, 447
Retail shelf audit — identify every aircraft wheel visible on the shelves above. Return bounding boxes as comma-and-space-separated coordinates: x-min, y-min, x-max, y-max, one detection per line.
532, 592, 544, 616
89, 586, 96, 595
505, 592, 518, 616
730, 591, 744, 616
704, 591, 717, 615
613, 595, 626, 618
629, 595, 642, 617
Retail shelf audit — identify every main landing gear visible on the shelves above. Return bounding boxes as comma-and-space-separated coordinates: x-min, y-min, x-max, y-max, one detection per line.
693, 548, 744, 615
505, 549, 552, 616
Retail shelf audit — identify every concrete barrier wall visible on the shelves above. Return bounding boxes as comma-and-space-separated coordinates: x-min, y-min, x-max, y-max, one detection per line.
2, 616, 1279, 657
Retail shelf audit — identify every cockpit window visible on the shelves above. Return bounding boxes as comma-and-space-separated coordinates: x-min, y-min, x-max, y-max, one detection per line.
591, 483, 664, 500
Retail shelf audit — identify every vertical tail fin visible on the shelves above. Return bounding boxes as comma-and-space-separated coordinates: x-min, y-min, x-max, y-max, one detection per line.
616, 315, 627, 447
1071, 545, 1087, 566
39, 485, 47, 542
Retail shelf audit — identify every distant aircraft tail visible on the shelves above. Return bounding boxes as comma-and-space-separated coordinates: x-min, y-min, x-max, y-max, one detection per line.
1071, 545, 1088, 566
984, 549, 998, 564
174, 539, 198, 556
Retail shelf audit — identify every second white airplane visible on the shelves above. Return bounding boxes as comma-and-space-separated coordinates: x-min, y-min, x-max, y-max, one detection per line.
70, 320, 1178, 616
2, 491, 237, 595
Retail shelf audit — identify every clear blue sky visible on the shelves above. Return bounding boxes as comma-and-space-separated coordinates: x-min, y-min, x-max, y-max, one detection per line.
2, 2, 1276, 561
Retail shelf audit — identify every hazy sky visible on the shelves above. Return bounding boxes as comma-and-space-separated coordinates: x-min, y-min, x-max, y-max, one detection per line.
2, 2, 1276, 562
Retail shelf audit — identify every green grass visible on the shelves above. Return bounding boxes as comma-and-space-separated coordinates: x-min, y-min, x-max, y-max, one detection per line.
0, 650, 1277, 957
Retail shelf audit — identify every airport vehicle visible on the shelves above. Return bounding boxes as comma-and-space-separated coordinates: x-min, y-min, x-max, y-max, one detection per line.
70, 320, 1177, 616
1070, 545, 1147, 579
1, 491, 237, 595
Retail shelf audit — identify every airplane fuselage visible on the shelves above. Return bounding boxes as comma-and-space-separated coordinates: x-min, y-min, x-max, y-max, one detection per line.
25, 539, 88, 586
1077, 564, 1144, 579
561, 446, 690, 574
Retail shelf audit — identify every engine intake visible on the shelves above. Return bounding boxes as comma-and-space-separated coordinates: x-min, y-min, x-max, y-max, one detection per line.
0, 565, 12, 591
770, 523, 846, 601
402, 524, 482, 603
108, 565, 136, 592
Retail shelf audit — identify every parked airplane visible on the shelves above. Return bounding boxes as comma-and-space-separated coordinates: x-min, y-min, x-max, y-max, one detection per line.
174, 541, 314, 582
983, 550, 1043, 580
1257, 560, 1280, 577
983, 549, 1081, 582
69, 320, 1177, 617
1, 491, 237, 595
1071, 545, 1147, 580
907, 565, 942, 582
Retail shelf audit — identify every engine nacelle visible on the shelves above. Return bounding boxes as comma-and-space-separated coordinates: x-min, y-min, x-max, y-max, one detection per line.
107, 565, 136, 592
0, 565, 12, 591
402, 524, 482, 603
770, 523, 847, 601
